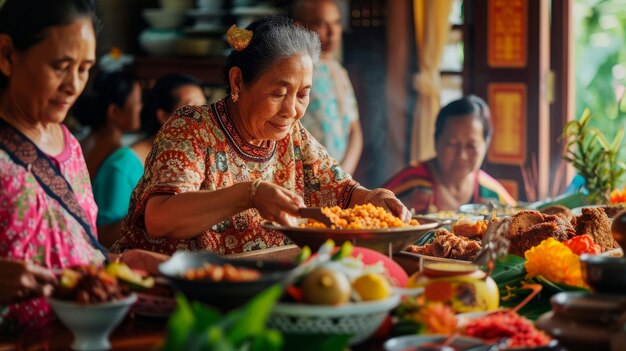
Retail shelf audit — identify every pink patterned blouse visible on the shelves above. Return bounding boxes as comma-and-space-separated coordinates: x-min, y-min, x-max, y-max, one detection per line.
0, 125, 104, 328
112, 99, 359, 255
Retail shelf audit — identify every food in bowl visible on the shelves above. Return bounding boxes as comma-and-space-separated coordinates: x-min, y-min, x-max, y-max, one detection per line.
48, 264, 144, 350
270, 241, 400, 345
285, 241, 395, 305
181, 262, 261, 282
300, 204, 419, 229
54, 265, 131, 304
462, 310, 552, 348
159, 251, 296, 311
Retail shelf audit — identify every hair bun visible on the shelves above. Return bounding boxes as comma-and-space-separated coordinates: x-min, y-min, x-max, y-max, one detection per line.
226, 24, 253, 51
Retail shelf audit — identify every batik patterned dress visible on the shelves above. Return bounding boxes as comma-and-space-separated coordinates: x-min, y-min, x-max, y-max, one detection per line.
384, 159, 517, 214
112, 99, 359, 255
0, 125, 104, 328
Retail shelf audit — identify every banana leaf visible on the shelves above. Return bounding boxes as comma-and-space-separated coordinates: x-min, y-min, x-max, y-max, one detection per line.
489, 255, 590, 321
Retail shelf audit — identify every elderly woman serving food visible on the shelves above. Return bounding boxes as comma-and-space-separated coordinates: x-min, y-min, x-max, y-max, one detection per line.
112, 15, 410, 256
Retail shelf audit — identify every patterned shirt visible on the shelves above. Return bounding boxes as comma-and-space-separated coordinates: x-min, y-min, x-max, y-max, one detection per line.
112, 99, 358, 255
384, 159, 517, 214
0, 125, 103, 328
300, 58, 359, 162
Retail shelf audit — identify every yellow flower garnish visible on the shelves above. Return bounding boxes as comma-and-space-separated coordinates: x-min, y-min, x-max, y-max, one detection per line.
524, 238, 586, 288
226, 24, 253, 51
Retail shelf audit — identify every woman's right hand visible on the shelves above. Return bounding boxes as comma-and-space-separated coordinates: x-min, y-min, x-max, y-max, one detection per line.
252, 181, 304, 226
0, 258, 56, 304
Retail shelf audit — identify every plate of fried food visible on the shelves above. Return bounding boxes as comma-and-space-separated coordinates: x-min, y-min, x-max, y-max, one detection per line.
263, 204, 443, 255
158, 251, 297, 311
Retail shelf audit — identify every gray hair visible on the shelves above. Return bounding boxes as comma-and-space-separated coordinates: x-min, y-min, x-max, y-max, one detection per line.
223, 15, 321, 94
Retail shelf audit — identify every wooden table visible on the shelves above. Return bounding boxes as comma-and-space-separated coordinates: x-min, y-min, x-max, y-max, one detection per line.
0, 314, 165, 351
0, 246, 421, 350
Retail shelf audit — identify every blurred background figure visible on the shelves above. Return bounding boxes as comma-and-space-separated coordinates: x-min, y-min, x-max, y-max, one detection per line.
384, 96, 516, 213
73, 70, 142, 246
75, 70, 142, 179
132, 73, 207, 165
292, 0, 363, 175
89, 73, 207, 248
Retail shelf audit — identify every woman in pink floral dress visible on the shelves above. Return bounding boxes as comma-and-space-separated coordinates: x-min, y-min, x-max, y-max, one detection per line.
0, 0, 166, 331
112, 16, 411, 256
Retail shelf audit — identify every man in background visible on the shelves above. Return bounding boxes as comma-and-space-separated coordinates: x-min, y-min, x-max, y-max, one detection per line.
292, 0, 363, 175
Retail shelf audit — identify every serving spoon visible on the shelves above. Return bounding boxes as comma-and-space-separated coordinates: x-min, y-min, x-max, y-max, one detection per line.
298, 207, 336, 228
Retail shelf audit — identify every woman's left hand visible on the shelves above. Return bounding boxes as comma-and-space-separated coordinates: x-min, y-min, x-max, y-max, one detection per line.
117, 249, 169, 276
365, 188, 412, 222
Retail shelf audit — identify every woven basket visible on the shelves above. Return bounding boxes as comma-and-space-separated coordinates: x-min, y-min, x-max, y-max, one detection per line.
267, 294, 400, 345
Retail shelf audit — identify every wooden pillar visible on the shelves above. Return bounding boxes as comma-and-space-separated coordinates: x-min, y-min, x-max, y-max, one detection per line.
385, 0, 412, 175
464, 0, 551, 201
549, 0, 575, 196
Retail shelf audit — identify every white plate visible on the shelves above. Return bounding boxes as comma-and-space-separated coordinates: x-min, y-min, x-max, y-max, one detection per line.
384, 334, 485, 351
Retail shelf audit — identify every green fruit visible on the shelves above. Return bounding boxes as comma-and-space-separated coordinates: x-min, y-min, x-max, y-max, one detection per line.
106, 262, 154, 289
331, 241, 353, 261
60, 269, 80, 289
301, 267, 351, 305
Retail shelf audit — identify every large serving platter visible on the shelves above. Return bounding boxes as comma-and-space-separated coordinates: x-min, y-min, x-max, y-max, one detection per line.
262, 217, 441, 255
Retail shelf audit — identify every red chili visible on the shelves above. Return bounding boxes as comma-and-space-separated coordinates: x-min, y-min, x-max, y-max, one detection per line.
464, 311, 551, 348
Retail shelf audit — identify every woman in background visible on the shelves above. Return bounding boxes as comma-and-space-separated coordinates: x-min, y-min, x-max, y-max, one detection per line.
73, 70, 142, 246
75, 70, 142, 179
132, 73, 207, 164
94, 74, 207, 247
384, 95, 516, 213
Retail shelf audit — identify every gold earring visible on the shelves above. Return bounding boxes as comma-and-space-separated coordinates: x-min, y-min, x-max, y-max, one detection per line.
232, 92, 239, 102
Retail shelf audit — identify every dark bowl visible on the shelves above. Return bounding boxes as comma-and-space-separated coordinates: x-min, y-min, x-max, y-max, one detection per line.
262, 218, 441, 255
580, 254, 626, 294
158, 251, 296, 311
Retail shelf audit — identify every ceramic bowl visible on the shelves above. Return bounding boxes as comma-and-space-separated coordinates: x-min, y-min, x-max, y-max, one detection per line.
142, 8, 187, 29
175, 37, 225, 57
48, 293, 137, 351
580, 254, 626, 293
268, 294, 401, 345
384, 334, 486, 351
159, 0, 194, 10
196, 0, 225, 9
139, 29, 180, 56
159, 251, 296, 311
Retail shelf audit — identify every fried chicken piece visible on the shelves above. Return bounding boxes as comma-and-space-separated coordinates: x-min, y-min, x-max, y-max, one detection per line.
508, 222, 571, 256
509, 211, 545, 237
505, 210, 577, 256
544, 214, 577, 238
574, 207, 619, 252
601, 204, 625, 218
408, 229, 481, 260
453, 220, 488, 238
540, 205, 572, 220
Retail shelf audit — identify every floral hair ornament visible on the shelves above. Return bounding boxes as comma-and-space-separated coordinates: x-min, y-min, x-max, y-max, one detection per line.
226, 24, 253, 51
